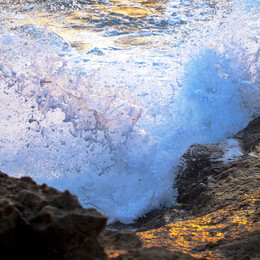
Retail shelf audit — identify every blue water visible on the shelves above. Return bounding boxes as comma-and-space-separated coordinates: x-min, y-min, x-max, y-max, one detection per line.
0, 0, 259, 223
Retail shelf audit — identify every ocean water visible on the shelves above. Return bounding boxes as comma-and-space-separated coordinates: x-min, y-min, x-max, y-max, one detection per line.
0, 0, 259, 224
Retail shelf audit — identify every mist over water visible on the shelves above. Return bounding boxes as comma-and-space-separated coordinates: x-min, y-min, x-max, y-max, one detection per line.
0, 0, 259, 223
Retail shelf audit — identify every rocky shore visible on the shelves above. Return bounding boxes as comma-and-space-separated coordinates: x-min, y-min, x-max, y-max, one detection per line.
1, 117, 259, 259
0, 171, 107, 259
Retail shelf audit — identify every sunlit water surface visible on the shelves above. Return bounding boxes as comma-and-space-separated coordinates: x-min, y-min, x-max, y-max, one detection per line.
0, 0, 259, 223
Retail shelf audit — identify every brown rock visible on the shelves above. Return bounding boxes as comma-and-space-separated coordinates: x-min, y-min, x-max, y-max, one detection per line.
0, 172, 108, 260
174, 116, 260, 213
132, 116, 259, 260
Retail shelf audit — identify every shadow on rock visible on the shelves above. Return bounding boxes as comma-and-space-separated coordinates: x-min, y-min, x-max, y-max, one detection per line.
0, 172, 107, 260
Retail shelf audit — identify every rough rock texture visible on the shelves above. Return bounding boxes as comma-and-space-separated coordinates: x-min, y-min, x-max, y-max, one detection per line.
1, 117, 260, 260
114, 247, 198, 260
135, 116, 260, 259
174, 143, 223, 211
99, 230, 142, 251
174, 116, 260, 216
235, 116, 260, 152
0, 172, 108, 260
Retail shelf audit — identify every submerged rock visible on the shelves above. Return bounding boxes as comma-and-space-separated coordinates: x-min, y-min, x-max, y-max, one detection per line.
0, 172, 107, 260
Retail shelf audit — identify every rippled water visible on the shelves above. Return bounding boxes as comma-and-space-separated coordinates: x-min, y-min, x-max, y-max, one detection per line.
0, 0, 259, 223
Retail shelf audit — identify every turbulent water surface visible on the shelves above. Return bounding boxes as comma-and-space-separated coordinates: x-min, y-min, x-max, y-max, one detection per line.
0, 0, 259, 223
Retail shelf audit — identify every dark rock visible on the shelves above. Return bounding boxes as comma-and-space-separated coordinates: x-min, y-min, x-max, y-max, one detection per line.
0, 172, 107, 260
108, 208, 167, 232
99, 230, 142, 250
234, 116, 260, 153
220, 230, 260, 260
114, 247, 199, 260
173, 143, 222, 209
174, 116, 260, 213
1, 116, 260, 260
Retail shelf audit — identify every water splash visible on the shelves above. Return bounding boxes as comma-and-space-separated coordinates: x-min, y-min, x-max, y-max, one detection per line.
0, 0, 259, 223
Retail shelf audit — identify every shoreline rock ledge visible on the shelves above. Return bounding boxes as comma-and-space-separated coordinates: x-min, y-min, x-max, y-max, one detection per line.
0, 116, 259, 260
0, 172, 108, 260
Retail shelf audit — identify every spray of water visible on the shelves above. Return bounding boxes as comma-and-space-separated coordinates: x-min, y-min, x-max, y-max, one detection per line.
0, 0, 259, 223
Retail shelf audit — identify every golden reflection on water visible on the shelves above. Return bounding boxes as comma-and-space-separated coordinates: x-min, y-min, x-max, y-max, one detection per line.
0, 0, 168, 51
0, 0, 223, 52
137, 188, 260, 259
109, 6, 153, 18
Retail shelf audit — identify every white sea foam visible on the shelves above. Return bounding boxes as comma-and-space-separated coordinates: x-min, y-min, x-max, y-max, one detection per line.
218, 139, 244, 163
0, 0, 259, 223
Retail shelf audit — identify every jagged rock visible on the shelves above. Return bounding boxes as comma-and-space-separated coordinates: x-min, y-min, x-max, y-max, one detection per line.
234, 116, 260, 152
174, 116, 260, 212
1, 117, 260, 260
173, 143, 222, 208
0, 172, 107, 260
134, 116, 260, 259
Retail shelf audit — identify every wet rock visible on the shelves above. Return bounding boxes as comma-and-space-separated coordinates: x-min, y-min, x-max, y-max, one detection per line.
174, 116, 260, 214
216, 230, 260, 260
99, 230, 142, 251
173, 143, 222, 210
130, 117, 259, 260
108, 209, 167, 232
0, 172, 107, 260
114, 247, 198, 260
234, 116, 260, 153
1, 116, 260, 260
